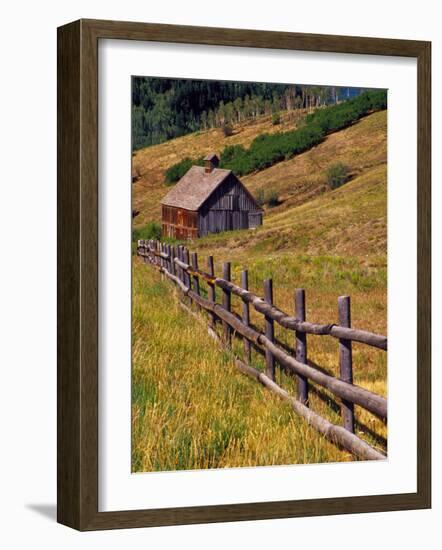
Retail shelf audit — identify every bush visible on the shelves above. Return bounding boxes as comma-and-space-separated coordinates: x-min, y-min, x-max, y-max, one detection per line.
164, 157, 193, 184
132, 222, 162, 243
272, 113, 281, 125
164, 90, 387, 181
219, 145, 247, 166
325, 162, 350, 190
255, 189, 279, 207
306, 90, 387, 133
164, 156, 205, 184
266, 191, 280, 207
255, 188, 266, 207
221, 123, 233, 137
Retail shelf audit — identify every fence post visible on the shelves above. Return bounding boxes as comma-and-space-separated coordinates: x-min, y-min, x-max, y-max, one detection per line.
207, 255, 216, 329
183, 248, 191, 298
222, 262, 232, 347
178, 245, 184, 283
295, 289, 309, 405
264, 279, 275, 381
165, 244, 170, 273
338, 295, 355, 433
160, 242, 165, 279
191, 252, 200, 309
170, 245, 176, 277
241, 270, 252, 364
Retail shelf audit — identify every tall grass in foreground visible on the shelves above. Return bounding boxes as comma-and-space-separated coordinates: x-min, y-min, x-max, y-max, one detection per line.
132, 260, 356, 472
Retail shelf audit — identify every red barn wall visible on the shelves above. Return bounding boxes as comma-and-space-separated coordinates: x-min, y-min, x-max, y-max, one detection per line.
162, 205, 198, 240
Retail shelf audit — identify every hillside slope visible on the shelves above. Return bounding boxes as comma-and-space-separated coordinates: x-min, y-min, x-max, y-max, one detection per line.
132, 110, 387, 238
243, 109, 386, 213
192, 163, 386, 259
132, 109, 308, 226
132, 107, 388, 466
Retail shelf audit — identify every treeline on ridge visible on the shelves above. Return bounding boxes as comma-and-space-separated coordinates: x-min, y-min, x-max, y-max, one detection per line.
164, 90, 387, 184
132, 77, 366, 150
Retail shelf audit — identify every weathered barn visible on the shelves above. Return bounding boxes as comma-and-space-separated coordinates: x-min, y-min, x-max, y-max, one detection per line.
161, 154, 263, 239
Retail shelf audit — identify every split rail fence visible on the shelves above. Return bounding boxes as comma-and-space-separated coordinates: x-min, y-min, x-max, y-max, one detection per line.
137, 239, 388, 461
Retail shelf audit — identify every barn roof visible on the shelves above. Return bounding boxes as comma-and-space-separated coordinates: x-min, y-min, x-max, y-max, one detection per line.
160, 166, 233, 211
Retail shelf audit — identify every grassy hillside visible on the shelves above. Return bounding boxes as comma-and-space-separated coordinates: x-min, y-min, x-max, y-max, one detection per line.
191, 163, 386, 259
133, 249, 387, 471
133, 260, 358, 471
243, 109, 386, 216
132, 109, 309, 226
132, 106, 388, 470
132, 109, 387, 234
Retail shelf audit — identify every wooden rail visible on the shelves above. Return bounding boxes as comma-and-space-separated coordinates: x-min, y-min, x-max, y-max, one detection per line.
137, 239, 387, 461
173, 257, 387, 350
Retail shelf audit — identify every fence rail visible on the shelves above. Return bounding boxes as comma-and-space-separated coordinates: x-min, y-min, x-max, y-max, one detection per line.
137, 239, 388, 461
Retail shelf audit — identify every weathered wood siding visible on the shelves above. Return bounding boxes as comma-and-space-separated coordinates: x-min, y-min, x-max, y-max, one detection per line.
161, 173, 262, 239
248, 212, 263, 228
162, 205, 198, 239
198, 174, 262, 236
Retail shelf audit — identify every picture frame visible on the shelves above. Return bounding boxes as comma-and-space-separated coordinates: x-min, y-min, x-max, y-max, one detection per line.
57, 18, 431, 530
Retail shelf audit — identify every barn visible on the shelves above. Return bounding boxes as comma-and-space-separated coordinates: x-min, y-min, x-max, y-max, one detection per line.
161, 154, 263, 240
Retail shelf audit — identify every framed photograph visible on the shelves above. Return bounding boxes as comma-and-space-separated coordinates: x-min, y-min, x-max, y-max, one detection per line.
57, 19, 431, 530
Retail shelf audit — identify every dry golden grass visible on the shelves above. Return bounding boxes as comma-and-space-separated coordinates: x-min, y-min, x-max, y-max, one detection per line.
132, 109, 386, 229
132, 110, 310, 226
243, 110, 387, 212
189, 162, 386, 259
131, 107, 388, 471
132, 260, 356, 472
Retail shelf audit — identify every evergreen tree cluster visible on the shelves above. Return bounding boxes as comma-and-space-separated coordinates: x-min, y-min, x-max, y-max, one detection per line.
165, 90, 387, 182
132, 77, 366, 150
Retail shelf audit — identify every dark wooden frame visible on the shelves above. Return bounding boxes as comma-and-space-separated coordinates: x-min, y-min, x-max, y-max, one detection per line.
57, 18, 431, 531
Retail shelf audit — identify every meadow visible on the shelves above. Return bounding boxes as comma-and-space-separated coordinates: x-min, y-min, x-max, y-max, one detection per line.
131, 106, 387, 471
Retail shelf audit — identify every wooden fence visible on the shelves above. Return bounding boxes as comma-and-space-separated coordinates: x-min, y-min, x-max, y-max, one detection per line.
137, 239, 388, 461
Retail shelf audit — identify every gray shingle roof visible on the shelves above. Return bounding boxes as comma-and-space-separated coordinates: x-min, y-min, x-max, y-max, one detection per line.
160, 166, 232, 211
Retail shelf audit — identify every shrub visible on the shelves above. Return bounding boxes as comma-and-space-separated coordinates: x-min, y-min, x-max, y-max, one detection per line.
255, 189, 280, 207
164, 90, 387, 182
325, 162, 350, 190
306, 90, 387, 133
272, 113, 281, 125
164, 157, 193, 184
266, 190, 280, 207
132, 221, 162, 243
164, 156, 205, 184
221, 123, 233, 137
219, 145, 247, 166
255, 188, 266, 207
